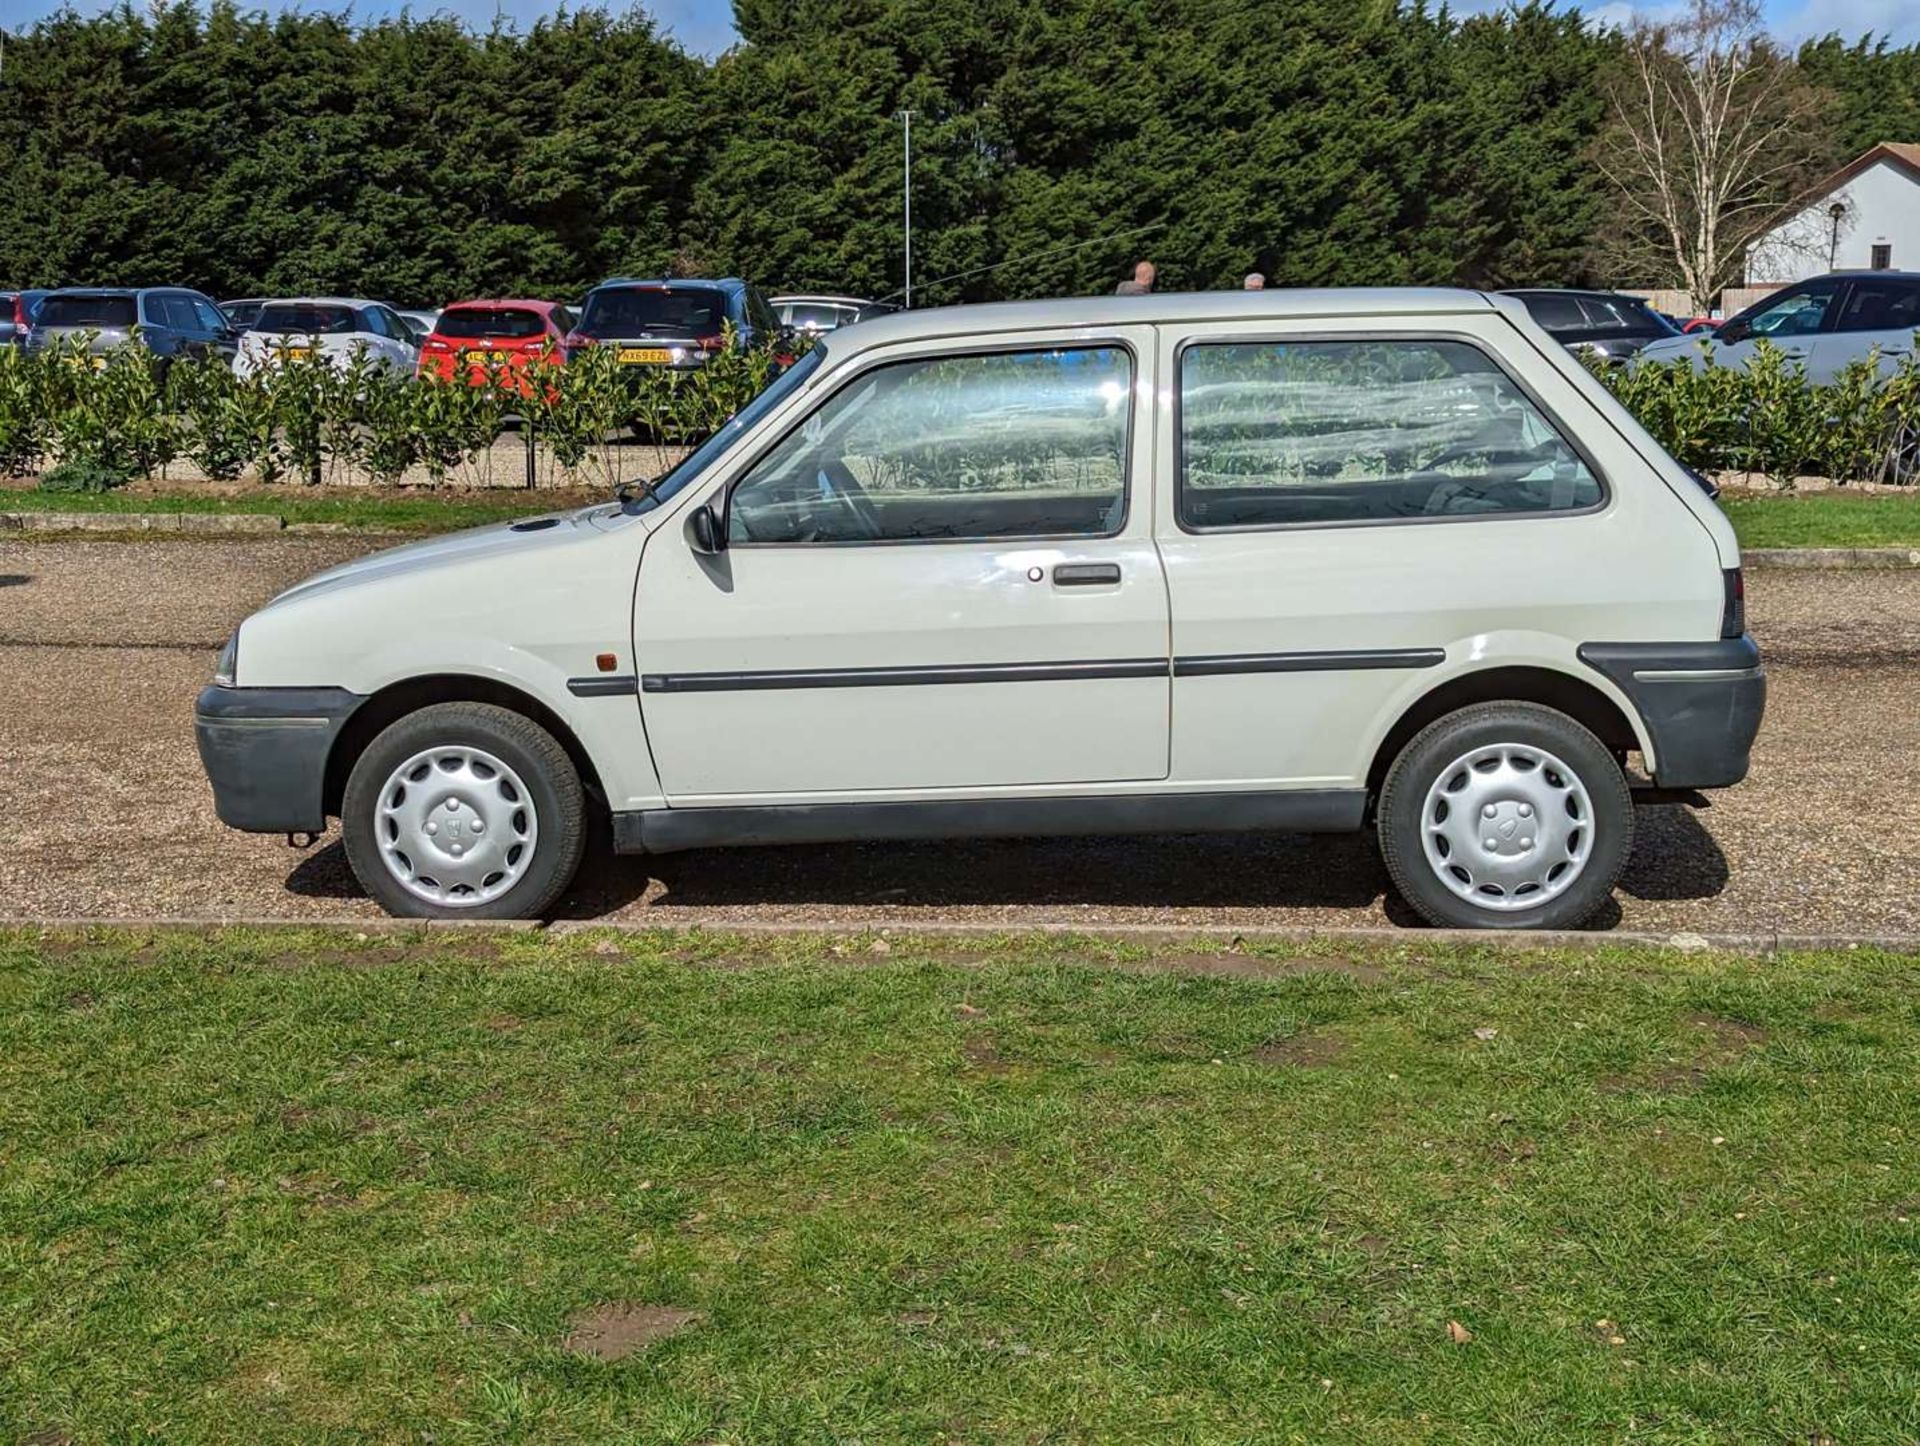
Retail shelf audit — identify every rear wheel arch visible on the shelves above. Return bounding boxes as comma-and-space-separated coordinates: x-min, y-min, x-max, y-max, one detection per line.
1366, 665, 1644, 799
324, 674, 607, 820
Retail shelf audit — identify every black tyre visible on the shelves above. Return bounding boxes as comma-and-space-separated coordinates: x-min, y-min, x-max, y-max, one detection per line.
341, 702, 586, 920
1377, 701, 1633, 930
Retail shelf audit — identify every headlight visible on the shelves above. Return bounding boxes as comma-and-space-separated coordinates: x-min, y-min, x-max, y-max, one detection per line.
214, 631, 238, 687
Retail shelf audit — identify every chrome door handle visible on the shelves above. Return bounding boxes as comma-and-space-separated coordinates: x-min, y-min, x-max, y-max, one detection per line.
1053, 562, 1121, 587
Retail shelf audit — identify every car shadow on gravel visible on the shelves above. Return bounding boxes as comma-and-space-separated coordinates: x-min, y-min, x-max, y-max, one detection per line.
606, 831, 1390, 915
286, 805, 1730, 925
1617, 803, 1731, 903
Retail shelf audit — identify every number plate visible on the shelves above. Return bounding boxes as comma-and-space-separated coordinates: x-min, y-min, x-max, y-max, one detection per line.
465, 349, 511, 365
618, 347, 671, 364
280, 346, 311, 363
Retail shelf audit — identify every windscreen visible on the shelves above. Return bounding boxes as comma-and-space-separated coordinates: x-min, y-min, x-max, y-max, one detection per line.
580, 286, 726, 337
436, 308, 546, 340
37, 294, 137, 328
253, 304, 359, 335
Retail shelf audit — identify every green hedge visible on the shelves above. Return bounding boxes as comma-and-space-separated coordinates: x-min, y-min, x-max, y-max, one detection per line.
0, 330, 795, 490
9, 331, 1918, 495
1589, 339, 1920, 488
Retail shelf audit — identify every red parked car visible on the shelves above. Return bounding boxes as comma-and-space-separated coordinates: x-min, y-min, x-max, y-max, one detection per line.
417, 300, 575, 390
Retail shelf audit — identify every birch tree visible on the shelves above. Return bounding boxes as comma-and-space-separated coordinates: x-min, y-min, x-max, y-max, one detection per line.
1596, 0, 1828, 312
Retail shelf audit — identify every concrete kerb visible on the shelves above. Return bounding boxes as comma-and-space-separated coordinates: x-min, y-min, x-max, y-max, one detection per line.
7, 915, 1919, 957
1745, 547, 1920, 569
0, 510, 285, 534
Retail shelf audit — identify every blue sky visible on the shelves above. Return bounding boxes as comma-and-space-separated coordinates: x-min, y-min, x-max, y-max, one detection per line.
0, 0, 1913, 52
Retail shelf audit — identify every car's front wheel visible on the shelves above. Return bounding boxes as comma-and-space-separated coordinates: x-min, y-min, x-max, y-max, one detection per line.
1377, 702, 1633, 930
341, 702, 585, 920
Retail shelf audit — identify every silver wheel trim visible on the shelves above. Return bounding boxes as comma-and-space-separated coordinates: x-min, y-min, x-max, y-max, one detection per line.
1419, 741, 1595, 913
375, 745, 538, 908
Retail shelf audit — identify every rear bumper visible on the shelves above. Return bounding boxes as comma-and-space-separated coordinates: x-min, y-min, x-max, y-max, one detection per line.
195, 685, 364, 833
1577, 636, 1766, 789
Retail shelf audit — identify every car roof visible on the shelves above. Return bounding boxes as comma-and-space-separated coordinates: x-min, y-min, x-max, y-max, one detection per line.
1501, 287, 1648, 302
826, 288, 1501, 356
588, 277, 745, 294
42, 287, 146, 297
773, 293, 873, 306
440, 299, 559, 311
257, 297, 378, 308
1822, 269, 1920, 279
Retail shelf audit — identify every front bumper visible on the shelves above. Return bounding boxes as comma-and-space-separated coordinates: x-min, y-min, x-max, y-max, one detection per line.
1577, 636, 1766, 789
195, 685, 365, 833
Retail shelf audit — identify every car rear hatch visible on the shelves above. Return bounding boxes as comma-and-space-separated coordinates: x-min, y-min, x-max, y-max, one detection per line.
576, 285, 729, 365
245, 304, 364, 367
31, 293, 140, 358
424, 306, 555, 368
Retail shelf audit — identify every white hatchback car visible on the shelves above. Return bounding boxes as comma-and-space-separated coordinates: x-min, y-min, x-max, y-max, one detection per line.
197, 289, 1764, 929
232, 297, 422, 379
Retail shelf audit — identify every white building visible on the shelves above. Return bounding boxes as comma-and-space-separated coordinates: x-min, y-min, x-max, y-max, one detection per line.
1746, 141, 1920, 284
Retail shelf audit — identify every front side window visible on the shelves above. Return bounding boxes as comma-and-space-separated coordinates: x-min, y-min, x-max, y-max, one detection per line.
1739, 282, 1838, 338
1179, 339, 1601, 530
728, 346, 1132, 545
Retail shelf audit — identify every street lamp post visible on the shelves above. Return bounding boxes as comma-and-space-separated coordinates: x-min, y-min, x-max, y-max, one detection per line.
1828, 201, 1847, 270
896, 109, 913, 309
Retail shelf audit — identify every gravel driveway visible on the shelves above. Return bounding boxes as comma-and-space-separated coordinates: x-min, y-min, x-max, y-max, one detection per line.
2, 535, 1916, 933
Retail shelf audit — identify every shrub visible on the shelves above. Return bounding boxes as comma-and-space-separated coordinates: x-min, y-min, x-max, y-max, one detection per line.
38, 455, 133, 493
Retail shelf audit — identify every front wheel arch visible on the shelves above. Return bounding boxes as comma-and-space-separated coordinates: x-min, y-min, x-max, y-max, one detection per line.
324, 674, 607, 821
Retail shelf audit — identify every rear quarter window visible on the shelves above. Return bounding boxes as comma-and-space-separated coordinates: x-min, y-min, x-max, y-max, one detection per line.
1177, 337, 1603, 531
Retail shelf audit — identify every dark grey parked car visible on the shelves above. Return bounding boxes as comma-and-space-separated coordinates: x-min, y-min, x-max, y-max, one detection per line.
1501, 288, 1682, 360
564, 277, 788, 370
28, 287, 239, 372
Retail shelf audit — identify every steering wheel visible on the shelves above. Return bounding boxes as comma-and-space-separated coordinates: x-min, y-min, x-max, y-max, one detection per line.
815, 458, 884, 541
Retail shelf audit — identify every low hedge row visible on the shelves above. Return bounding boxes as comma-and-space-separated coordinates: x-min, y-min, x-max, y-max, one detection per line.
1588, 339, 1920, 488
2, 330, 792, 491
5, 330, 1917, 494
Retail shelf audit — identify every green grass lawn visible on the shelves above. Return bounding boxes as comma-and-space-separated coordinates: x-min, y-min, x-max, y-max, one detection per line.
0, 485, 568, 533
3, 928, 1918, 1443
1721, 492, 1920, 549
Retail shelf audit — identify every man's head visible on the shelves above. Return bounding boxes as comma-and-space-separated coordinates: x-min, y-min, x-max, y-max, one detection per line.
1133, 260, 1157, 289
1243, 272, 1266, 290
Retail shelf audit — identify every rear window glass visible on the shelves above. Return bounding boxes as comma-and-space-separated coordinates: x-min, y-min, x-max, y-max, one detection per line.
1517, 293, 1588, 331
580, 286, 726, 337
37, 295, 137, 329
436, 308, 547, 340
253, 304, 359, 335
784, 302, 860, 330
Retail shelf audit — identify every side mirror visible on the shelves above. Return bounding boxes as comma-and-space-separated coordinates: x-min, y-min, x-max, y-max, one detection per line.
686, 502, 726, 555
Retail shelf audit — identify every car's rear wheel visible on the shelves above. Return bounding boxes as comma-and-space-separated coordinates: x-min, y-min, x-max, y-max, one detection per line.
342, 702, 585, 920
1377, 702, 1632, 930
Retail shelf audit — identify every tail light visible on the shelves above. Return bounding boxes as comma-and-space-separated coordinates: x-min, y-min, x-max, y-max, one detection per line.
13, 295, 29, 334
1721, 568, 1746, 639
422, 337, 452, 351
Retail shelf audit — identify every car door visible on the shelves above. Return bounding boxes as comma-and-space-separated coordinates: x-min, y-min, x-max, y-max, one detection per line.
1155, 313, 1718, 791
1812, 275, 1920, 381
632, 330, 1170, 802
1712, 278, 1842, 374
185, 293, 235, 362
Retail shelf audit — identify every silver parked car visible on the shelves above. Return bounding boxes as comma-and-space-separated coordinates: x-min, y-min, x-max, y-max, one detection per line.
29, 287, 238, 372
770, 293, 893, 333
